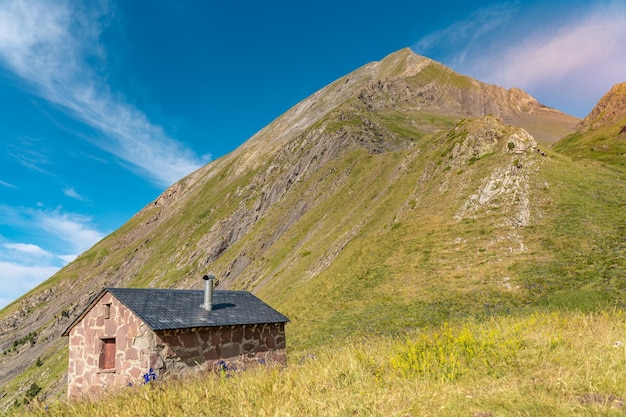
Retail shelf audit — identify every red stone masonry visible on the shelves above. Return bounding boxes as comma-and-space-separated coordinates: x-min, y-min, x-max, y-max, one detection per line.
67, 293, 149, 398
155, 323, 286, 377
66, 292, 287, 398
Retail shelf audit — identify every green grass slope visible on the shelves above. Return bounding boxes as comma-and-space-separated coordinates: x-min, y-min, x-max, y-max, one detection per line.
552, 115, 626, 168
248, 115, 626, 350
554, 81, 626, 168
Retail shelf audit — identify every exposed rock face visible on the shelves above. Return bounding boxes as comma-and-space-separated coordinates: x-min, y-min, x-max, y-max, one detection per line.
238, 48, 577, 173
353, 58, 578, 142
451, 116, 538, 227
579, 82, 626, 131
448, 116, 536, 165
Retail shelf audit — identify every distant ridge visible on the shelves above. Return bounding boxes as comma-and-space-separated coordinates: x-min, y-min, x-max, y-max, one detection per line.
579, 82, 626, 131
553, 81, 626, 167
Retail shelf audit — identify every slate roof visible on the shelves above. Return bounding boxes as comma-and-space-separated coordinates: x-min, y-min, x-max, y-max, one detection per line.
63, 288, 289, 335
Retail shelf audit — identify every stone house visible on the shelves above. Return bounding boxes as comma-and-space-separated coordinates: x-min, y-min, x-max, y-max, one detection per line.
62, 276, 288, 398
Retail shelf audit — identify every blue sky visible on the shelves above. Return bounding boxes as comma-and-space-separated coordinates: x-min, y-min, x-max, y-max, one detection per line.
1, 0, 625, 309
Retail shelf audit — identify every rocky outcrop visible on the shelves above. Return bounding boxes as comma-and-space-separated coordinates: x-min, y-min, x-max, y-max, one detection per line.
579, 82, 626, 131
453, 117, 539, 227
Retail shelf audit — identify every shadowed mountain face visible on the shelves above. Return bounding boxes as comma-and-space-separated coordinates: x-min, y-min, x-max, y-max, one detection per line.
2, 49, 625, 407
579, 82, 626, 131
553, 81, 626, 167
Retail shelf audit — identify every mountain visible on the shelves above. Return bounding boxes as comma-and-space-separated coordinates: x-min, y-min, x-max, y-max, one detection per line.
553, 82, 626, 167
1, 48, 624, 409
579, 82, 626, 131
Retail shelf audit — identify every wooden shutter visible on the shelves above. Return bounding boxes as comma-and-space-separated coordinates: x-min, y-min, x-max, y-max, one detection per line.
99, 338, 116, 370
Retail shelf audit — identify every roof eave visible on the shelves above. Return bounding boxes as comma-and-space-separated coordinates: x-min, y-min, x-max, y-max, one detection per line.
150, 319, 290, 332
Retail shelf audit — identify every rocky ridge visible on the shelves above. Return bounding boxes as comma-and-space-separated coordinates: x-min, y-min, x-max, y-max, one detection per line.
579, 82, 626, 131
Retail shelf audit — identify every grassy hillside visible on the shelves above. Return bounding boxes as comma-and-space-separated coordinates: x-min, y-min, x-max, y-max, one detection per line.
1, 111, 622, 412
226, 112, 626, 351
3, 111, 624, 410
552, 115, 626, 168
5, 109, 626, 414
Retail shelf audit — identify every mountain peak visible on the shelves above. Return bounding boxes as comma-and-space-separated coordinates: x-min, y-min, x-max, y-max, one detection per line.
579, 82, 626, 131
374, 47, 431, 79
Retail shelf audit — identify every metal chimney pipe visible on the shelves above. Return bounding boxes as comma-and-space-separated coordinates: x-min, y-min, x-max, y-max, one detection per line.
202, 274, 215, 311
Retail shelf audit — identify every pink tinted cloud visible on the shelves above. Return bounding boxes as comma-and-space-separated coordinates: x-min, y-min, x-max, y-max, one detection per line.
477, 6, 626, 90
465, 3, 626, 115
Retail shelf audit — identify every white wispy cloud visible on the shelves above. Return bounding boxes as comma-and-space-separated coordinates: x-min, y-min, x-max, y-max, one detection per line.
35, 209, 105, 254
7, 137, 51, 174
0, 240, 60, 309
3, 242, 53, 259
63, 186, 87, 202
0, 179, 17, 189
414, 3, 518, 69
0, 0, 208, 186
0, 261, 60, 308
0, 205, 106, 256
469, 3, 626, 92
0, 205, 107, 308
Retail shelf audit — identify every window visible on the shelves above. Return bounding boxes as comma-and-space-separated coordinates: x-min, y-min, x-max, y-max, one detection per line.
103, 303, 111, 319
99, 338, 116, 370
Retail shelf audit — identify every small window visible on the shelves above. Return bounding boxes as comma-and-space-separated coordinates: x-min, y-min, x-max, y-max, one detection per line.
103, 303, 111, 319
99, 338, 116, 370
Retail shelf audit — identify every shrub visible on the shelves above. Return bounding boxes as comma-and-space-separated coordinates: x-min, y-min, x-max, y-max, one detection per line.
25, 382, 41, 400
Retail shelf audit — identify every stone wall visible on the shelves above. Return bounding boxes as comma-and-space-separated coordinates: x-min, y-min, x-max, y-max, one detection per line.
155, 323, 286, 377
67, 293, 155, 398
67, 292, 287, 397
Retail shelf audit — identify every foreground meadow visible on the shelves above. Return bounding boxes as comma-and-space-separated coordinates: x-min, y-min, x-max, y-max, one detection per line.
13, 308, 626, 417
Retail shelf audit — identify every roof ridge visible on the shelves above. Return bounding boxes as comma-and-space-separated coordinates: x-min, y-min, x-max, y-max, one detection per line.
107, 287, 248, 293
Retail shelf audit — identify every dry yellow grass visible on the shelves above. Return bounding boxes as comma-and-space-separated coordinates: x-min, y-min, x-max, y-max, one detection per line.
14, 308, 626, 417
